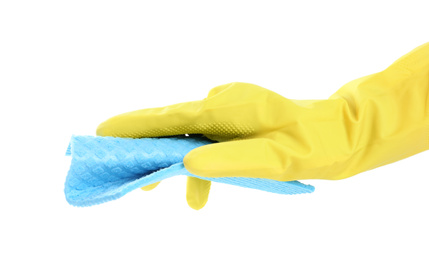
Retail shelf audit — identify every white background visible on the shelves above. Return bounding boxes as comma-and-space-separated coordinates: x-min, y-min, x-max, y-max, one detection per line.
1, 1, 428, 259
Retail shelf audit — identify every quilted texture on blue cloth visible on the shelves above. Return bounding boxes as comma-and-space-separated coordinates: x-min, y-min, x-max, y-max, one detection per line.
65, 135, 314, 207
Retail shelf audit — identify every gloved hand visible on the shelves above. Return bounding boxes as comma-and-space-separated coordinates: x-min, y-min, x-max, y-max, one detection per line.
97, 42, 429, 209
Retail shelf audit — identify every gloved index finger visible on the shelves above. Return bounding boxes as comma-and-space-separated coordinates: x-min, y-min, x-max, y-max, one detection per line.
96, 100, 206, 138
96, 100, 255, 140
96, 82, 270, 140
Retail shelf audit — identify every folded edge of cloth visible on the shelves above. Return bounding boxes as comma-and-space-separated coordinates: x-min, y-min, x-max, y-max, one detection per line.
65, 135, 315, 207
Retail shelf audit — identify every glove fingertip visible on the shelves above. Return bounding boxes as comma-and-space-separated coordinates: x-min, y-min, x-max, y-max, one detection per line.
186, 177, 211, 210
141, 182, 160, 191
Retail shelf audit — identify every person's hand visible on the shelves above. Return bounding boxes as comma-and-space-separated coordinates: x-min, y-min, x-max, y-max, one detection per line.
97, 42, 429, 209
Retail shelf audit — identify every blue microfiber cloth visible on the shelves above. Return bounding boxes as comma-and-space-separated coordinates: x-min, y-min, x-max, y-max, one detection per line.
65, 135, 314, 207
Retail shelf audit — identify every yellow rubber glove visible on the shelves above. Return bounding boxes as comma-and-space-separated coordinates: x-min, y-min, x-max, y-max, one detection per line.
97, 42, 429, 209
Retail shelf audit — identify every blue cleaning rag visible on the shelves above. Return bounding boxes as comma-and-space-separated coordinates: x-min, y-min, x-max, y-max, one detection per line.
65, 135, 314, 207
